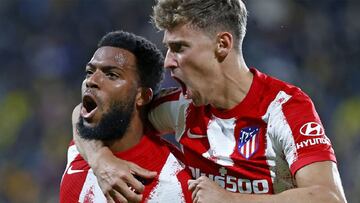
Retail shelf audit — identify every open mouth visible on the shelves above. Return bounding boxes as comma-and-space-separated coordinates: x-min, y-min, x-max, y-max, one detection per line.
173, 76, 187, 94
81, 94, 98, 120
173, 76, 192, 100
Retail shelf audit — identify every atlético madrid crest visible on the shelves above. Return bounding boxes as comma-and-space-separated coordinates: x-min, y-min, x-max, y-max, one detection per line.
238, 126, 260, 159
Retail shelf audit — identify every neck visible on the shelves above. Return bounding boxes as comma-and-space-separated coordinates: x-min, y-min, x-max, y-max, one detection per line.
211, 52, 253, 110
104, 113, 144, 152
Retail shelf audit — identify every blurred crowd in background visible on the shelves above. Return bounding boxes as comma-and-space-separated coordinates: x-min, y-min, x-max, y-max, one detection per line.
0, 0, 359, 202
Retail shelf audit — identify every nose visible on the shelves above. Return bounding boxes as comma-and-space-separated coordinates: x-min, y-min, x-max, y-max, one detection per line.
85, 70, 102, 89
164, 49, 177, 70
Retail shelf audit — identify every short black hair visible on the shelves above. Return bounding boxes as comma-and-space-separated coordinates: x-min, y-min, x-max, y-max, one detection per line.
98, 30, 164, 93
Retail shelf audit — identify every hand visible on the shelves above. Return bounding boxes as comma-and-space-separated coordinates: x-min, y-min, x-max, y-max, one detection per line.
188, 176, 233, 203
90, 148, 157, 203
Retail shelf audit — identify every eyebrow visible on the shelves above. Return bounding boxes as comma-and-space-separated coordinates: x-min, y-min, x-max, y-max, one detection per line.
163, 39, 187, 46
86, 63, 138, 74
86, 63, 121, 72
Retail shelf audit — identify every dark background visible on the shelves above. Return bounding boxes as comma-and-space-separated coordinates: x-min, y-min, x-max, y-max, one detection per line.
0, 0, 359, 202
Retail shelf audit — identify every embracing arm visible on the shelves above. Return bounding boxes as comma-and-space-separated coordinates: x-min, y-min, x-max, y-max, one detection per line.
189, 161, 347, 203
71, 104, 157, 203
72, 104, 105, 162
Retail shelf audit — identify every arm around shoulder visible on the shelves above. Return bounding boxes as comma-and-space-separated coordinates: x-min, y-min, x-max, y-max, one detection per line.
72, 103, 110, 165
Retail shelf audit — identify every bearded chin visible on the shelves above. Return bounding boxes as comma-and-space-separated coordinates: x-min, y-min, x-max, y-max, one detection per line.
76, 100, 135, 141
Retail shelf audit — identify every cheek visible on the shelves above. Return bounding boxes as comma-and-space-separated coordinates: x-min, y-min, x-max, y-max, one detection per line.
113, 80, 127, 88
107, 81, 136, 102
181, 56, 208, 78
103, 80, 129, 99
81, 80, 86, 94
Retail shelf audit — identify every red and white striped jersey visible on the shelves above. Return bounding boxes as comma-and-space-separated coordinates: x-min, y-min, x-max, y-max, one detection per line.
60, 134, 192, 203
149, 68, 337, 194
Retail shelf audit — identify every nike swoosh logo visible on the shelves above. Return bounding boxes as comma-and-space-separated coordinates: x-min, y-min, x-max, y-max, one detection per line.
67, 165, 85, 175
187, 129, 207, 139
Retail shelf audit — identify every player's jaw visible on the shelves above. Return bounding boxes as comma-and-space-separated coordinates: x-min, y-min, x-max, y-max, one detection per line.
77, 89, 136, 141
77, 98, 135, 141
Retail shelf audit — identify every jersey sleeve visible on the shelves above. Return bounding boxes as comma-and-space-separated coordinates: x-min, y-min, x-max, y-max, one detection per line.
148, 87, 190, 141
61, 140, 79, 182
270, 90, 336, 175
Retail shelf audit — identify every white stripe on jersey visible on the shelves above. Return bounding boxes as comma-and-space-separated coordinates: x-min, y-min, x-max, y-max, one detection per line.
202, 117, 236, 166
262, 91, 296, 192
79, 169, 106, 203
148, 153, 185, 203
61, 145, 79, 183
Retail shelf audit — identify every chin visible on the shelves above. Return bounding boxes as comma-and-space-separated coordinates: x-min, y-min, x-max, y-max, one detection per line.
77, 100, 134, 141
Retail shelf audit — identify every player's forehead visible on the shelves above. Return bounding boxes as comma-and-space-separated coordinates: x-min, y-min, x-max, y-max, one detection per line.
163, 23, 192, 43
90, 46, 137, 69
162, 23, 212, 47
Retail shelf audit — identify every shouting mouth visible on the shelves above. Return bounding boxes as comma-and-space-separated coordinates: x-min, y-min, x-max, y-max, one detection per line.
173, 76, 193, 100
81, 93, 98, 121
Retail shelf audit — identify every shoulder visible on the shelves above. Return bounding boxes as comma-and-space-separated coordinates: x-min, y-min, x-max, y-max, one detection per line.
256, 68, 313, 110
154, 87, 182, 101
150, 87, 185, 109
250, 68, 308, 105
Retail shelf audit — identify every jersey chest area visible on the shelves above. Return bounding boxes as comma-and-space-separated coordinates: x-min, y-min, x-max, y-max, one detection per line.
180, 108, 268, 165
178, 108, 279, 194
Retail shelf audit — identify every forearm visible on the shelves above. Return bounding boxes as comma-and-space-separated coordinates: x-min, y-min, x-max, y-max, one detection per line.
229, 185, 344, 203
73, 130, 111, 165
72, 103, 112, 165
189, 170, 345, 203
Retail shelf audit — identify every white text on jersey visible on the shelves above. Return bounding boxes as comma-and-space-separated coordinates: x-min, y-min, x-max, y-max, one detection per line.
189, 166, 269, 194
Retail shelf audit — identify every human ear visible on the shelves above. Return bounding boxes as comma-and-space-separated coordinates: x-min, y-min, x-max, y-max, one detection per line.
135, 87, 153, 106
216, 32, 233, 61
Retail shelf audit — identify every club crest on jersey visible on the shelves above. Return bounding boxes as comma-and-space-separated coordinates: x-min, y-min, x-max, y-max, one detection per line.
238, 126, 260, 159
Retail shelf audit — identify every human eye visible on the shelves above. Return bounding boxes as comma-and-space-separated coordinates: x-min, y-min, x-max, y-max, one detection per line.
105, 72, 119, 80
170, 43, 184, 53
85, 68, 93, 78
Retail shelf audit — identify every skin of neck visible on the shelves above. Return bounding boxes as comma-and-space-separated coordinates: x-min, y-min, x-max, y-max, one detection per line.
211, 49, 253, 110
104, 109, 144, 153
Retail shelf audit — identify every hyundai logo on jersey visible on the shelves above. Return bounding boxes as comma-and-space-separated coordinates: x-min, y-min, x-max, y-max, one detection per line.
238, 127, 260, 159
299, 122, 324, 136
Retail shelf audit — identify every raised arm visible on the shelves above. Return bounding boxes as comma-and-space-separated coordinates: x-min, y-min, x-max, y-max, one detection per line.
72, 104, 157, 203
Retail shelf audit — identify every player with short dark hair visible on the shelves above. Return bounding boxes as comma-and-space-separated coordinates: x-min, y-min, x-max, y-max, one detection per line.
97, 31, 164, 95
60, 30, 191, 203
